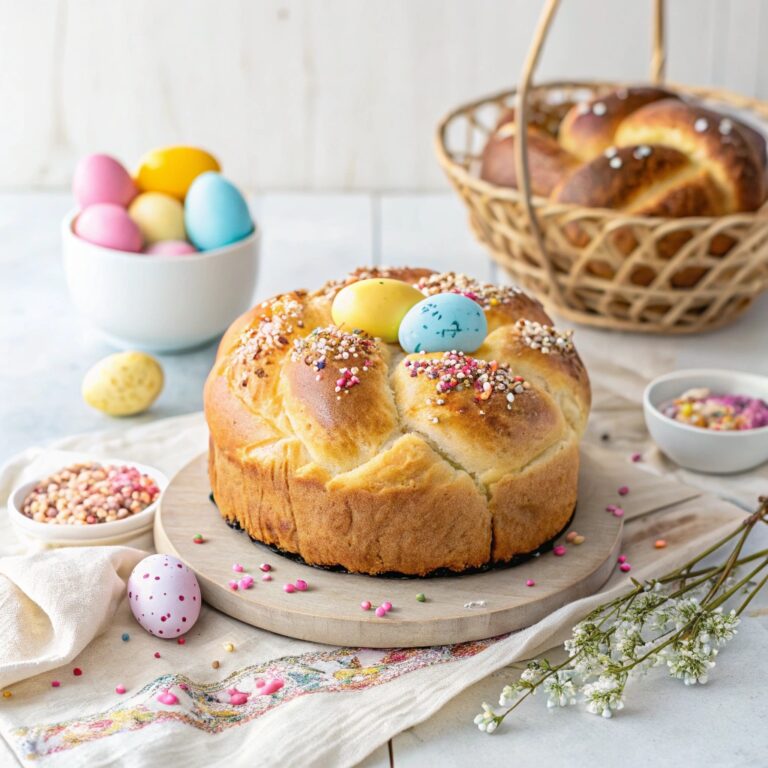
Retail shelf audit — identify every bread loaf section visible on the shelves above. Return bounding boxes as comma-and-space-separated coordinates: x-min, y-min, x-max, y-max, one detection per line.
205, 268, 590, 575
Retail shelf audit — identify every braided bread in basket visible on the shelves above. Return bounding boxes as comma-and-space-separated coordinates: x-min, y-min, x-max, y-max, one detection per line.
204, 268, 590, 576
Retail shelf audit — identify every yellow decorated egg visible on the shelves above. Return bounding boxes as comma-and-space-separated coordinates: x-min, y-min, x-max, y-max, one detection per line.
82, 352, 164, 416
331, 278, 424, 343
128, 192, 186, 245
135, 146, 220, 200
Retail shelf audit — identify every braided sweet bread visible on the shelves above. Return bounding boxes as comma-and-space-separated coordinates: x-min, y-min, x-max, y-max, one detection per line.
204, 268, 590, 576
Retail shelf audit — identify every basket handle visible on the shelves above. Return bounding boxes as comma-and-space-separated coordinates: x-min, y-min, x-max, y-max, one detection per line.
513, 0, 667, 309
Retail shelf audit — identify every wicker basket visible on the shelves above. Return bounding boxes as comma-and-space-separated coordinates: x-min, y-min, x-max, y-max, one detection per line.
435, 0, 768, 333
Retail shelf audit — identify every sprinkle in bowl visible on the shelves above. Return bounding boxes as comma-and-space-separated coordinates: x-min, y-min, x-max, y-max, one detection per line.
8, 459, 168, 549
643, 369, 768, 474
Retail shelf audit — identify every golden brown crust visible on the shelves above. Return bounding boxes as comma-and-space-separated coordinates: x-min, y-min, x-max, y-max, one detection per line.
205, 267, 590, 575
559, 86, 678, 162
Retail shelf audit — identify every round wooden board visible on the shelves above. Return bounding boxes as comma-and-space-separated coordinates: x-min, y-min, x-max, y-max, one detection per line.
155, 453, 622, 648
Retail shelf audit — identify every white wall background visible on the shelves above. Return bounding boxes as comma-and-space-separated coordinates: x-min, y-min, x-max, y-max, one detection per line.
1, 0, 766, 192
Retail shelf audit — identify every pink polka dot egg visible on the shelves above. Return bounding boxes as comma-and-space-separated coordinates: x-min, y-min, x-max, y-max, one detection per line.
127, 554, 201, 638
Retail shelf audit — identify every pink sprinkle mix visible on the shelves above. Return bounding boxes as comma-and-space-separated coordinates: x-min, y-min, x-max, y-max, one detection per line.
260, 563, 272, 572
620, 563, 632, 573
553, 545, 566, 556
177, 637, 185, 645
239, 576, 254, 590
617, 555, 627, 564
606, 504, 617, 513
526, 579, 535, 587
154, 652, 161, 659
228, 580, 239, 591
375, 606, 387, 618
295, 579, 308, 592
115, 684, 126, 695
232, 563, 244, 573
612, 507, 625, 518
360, 600, 372, 611
618, 486, 629, 496
179, 683, 189, 691
51, 680, 60, 688
283, 583, 296, 594
631, 453, 642, 462
262, 573, 272, 582
381, 601, 392, 612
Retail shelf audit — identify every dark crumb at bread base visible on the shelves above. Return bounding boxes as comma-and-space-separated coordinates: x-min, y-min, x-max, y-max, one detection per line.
210, 492, 577, 580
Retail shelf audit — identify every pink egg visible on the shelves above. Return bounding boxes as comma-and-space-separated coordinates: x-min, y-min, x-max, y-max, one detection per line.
73, 154, 137, 208
127, 554, 202, 638
75, 203, 143, 252
143, 240, 198, 256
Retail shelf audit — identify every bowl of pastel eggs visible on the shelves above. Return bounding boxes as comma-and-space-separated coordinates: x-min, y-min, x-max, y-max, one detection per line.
63, 147, 259, 352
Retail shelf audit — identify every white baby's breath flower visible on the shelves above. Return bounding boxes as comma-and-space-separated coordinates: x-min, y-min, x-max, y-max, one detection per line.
474, 702, 500, 732
542, 671, 577, 708
583, 675, 626, 718
664, 640, 716, 685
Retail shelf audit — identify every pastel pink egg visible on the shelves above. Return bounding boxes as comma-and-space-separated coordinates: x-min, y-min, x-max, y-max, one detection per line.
143, 240, 198, 256
73, 154, 137, 208
75, 204, 143, 252
127, 554, 202, 638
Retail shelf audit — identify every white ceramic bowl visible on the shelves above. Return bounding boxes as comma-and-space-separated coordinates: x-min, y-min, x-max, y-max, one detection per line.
62, 210, 259, 352
8, 460, 168, 549
643, 369, 768, 474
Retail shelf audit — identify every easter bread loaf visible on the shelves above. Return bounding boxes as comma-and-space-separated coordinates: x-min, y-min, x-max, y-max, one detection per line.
204, 268, 590, 576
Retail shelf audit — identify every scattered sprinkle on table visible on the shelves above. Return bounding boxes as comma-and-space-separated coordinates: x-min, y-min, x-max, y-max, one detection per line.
73, 668, 82, 677
228, 580, 239, 591
381, 601, 392, 612
239, 575, 254, 590
115, 684, 126, 695
631, 452, 642, 462
262, 573, 272, 582
193, 534, 205, 544
601, 433, 610, 442
2, 691, 12, 698
51, 680, 60, 688
611, 507, 625, 518
620, 563, 632, 573
224, 642, 235, 652
526, 579, 535, 587
232, 563, 244, 573
177, 637, 186, 645
260, 563, 272, 572
553, 545, 566, 556
121, 633, 130, 642
154, 652, 161, 659
211, 660, 220, 669
283, 583, 296, 593
360, 600, 372, 611
295, 579, 308, 591
617, 554, 627, 564
654, 539, 668, 549
618, 486, 629, 496
374, 606, 387, 617
416, 593, 426, 602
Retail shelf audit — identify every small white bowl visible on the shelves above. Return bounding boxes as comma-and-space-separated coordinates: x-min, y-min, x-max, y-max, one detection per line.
643, 369, 768, 474
62, 210, 259, 353
8, 460, 168, 549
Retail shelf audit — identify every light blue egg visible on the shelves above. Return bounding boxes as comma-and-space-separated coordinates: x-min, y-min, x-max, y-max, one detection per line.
184, 172, 253, 250
398, 293, 488, 354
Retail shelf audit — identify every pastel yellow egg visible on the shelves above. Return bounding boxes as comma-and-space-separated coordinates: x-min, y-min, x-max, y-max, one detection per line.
82, 352, 164, 417
331, 278, 424, 343
135, 146, 220, 200
128, 192, 186, 245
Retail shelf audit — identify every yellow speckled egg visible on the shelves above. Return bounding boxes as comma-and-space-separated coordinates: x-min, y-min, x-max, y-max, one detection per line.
135, 146, 220, 200
128, 192, 186, 245
82, 352, 164, 416
331, 278, 424, 343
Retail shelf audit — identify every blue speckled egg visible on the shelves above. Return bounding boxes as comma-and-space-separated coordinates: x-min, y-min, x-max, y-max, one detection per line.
398, 293, 488, 354
184, 172, 253, 250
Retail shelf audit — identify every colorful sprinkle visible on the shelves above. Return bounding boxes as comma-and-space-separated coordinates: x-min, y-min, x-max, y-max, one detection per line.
612, 507, 625, 518
618, 486, 629, 496
414, 272, 523, 310
115, 684, 126, 695
381, 601, 392, 612
526, 579, 535, 587
654, 539, 668, 549
224, 642, 235, 652
154, 652, 161, 659
239, 575, 254, 590
232, 563, 244, 573
606, 504, 618, 513
553, 545, 567, 557
617, 555, 627, 564
565, 531, 578, 543
193, 534, 204, 544
121, 633, 130, 642
515, 319, 574, 355
51, 681, 60, 688
295, 579, 308, 592
619, 563, 632, 573
631, 453, 642, 462
283, 583, 296, 593
375, 606, 387, 618
228, 580, 239, 591
416, 593, 426, 602
260, 563, 272, 572
2, 691, 12, 698
177, 637, 186, 645
261, 573, 273, 582
572, 534, 586, 545
360, 600, 372, 611
211, 660, 220, 669
73, 668, 82, 677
